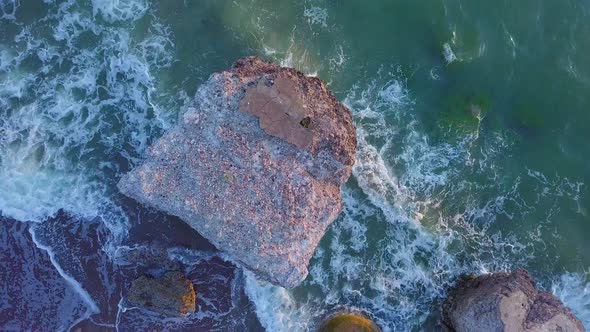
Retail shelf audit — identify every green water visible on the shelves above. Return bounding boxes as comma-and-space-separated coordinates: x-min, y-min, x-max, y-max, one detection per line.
1, 0, 589, 331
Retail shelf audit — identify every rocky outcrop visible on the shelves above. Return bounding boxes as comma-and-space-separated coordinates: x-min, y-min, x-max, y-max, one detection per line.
127, 271, 196, 317
118, 57, 356, 288
0, 215, 89, 331
319, 312, 381, 332
443, 269, 585, 332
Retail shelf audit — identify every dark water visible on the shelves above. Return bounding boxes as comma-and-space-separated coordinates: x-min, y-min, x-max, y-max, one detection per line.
0, 0, 589, 331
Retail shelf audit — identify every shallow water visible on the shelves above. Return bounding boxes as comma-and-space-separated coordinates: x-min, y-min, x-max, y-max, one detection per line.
0, 0, 589, 331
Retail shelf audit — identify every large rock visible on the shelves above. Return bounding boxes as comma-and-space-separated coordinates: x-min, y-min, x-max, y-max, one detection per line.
127, 271, 196, 317
118, 56, 356, 288
443, 269, 585, 332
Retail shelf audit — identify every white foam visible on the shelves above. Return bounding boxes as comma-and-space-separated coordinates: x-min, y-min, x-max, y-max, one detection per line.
91, 0, 148, 23
0, 0, 175, 224
0, 0, 17, 20
245, 271, 313, 332
303, 6, 328, 28
443, 43, 457, 64
29, 226, 99, 315
0, 1, 178, 327
553, 272, 590, 328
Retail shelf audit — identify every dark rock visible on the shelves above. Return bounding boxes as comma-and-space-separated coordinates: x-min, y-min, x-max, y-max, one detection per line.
118, 56, 357, 288
31, 211, 124, 327
127, 270, 196, 317
1, 210, 261, 330
0, 215, 88, 331
443, 269, 585, 332
118, 255, 263, 331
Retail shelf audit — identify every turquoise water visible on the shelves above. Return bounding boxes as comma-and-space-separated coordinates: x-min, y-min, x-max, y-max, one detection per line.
1, 0, 589, 331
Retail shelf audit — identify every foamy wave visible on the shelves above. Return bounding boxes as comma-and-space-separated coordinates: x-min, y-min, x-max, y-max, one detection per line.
0, 0, 175, 223
303, 6, 328, 28
29, 226, 100, 316
91, 0, 148, 23
443, 42, 457, 64
0, 0, 17, 20
0, 1, 177, 328
553, 273, 590, 328
244, 272, 312, 332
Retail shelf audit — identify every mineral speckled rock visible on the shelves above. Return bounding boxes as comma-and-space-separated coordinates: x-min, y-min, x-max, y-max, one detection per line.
443, 269, 585, 332
118, 56, 356, 288
127, 271, 196, 317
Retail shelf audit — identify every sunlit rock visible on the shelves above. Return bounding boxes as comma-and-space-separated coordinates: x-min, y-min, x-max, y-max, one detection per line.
118, 56, 356, 288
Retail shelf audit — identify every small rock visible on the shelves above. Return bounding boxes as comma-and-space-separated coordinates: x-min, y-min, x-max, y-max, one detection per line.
127, 271, 196, 317
442, 269, 585, 332
319, 312, 381, 332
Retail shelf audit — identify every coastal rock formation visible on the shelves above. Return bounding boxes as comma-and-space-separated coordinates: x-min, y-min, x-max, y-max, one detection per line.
118, 56, 356, 288
127, 271, 196, 317
443, 269, 585, 332
0, 215, 88, 331
319, 312, 382, 332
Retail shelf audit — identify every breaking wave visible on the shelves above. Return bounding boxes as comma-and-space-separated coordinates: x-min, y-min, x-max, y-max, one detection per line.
0, 0, 176, 328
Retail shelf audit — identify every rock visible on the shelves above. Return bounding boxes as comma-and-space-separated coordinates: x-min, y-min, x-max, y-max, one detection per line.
0, 215, 89, 331
119, 255, 263, 331
319, 312, 381, 332
118, 56, 356, 288
442, 269, 585, 332
127, 271, 196, 317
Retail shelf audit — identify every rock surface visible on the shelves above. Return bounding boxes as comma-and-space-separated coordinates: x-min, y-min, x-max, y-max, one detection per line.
0, 215, 88, 331
319, 312, 382, 332
118, 56, 356, 288
127, 271, 196, 317
443, 269, 585, 332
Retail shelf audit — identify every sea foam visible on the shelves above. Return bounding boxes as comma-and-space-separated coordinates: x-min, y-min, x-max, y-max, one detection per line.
553, 273, 590, 329
0, 1, 175, 328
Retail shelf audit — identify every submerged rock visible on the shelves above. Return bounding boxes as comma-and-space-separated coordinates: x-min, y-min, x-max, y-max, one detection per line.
442, 269, 585, 332
118, 56, 356, 288
319, 312, 381, 332
127, 271, 196, 317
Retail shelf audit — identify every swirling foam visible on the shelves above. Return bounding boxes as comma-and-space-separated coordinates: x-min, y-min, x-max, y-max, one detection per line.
0, 0, 174, 224
553, 272, 590, 328
0, 1, 175, 328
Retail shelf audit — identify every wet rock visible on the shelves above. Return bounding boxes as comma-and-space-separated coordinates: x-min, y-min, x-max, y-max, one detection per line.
319, 312, 381, 332
0, 215, 88, 331
442, 269, 585, 332
32, 211, 124, 327
127, 270, 196, 317
118, 56, 356, 288
118, 254, 263, 331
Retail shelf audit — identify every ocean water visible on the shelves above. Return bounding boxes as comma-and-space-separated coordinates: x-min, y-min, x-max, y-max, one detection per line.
0, 0, 589, 331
